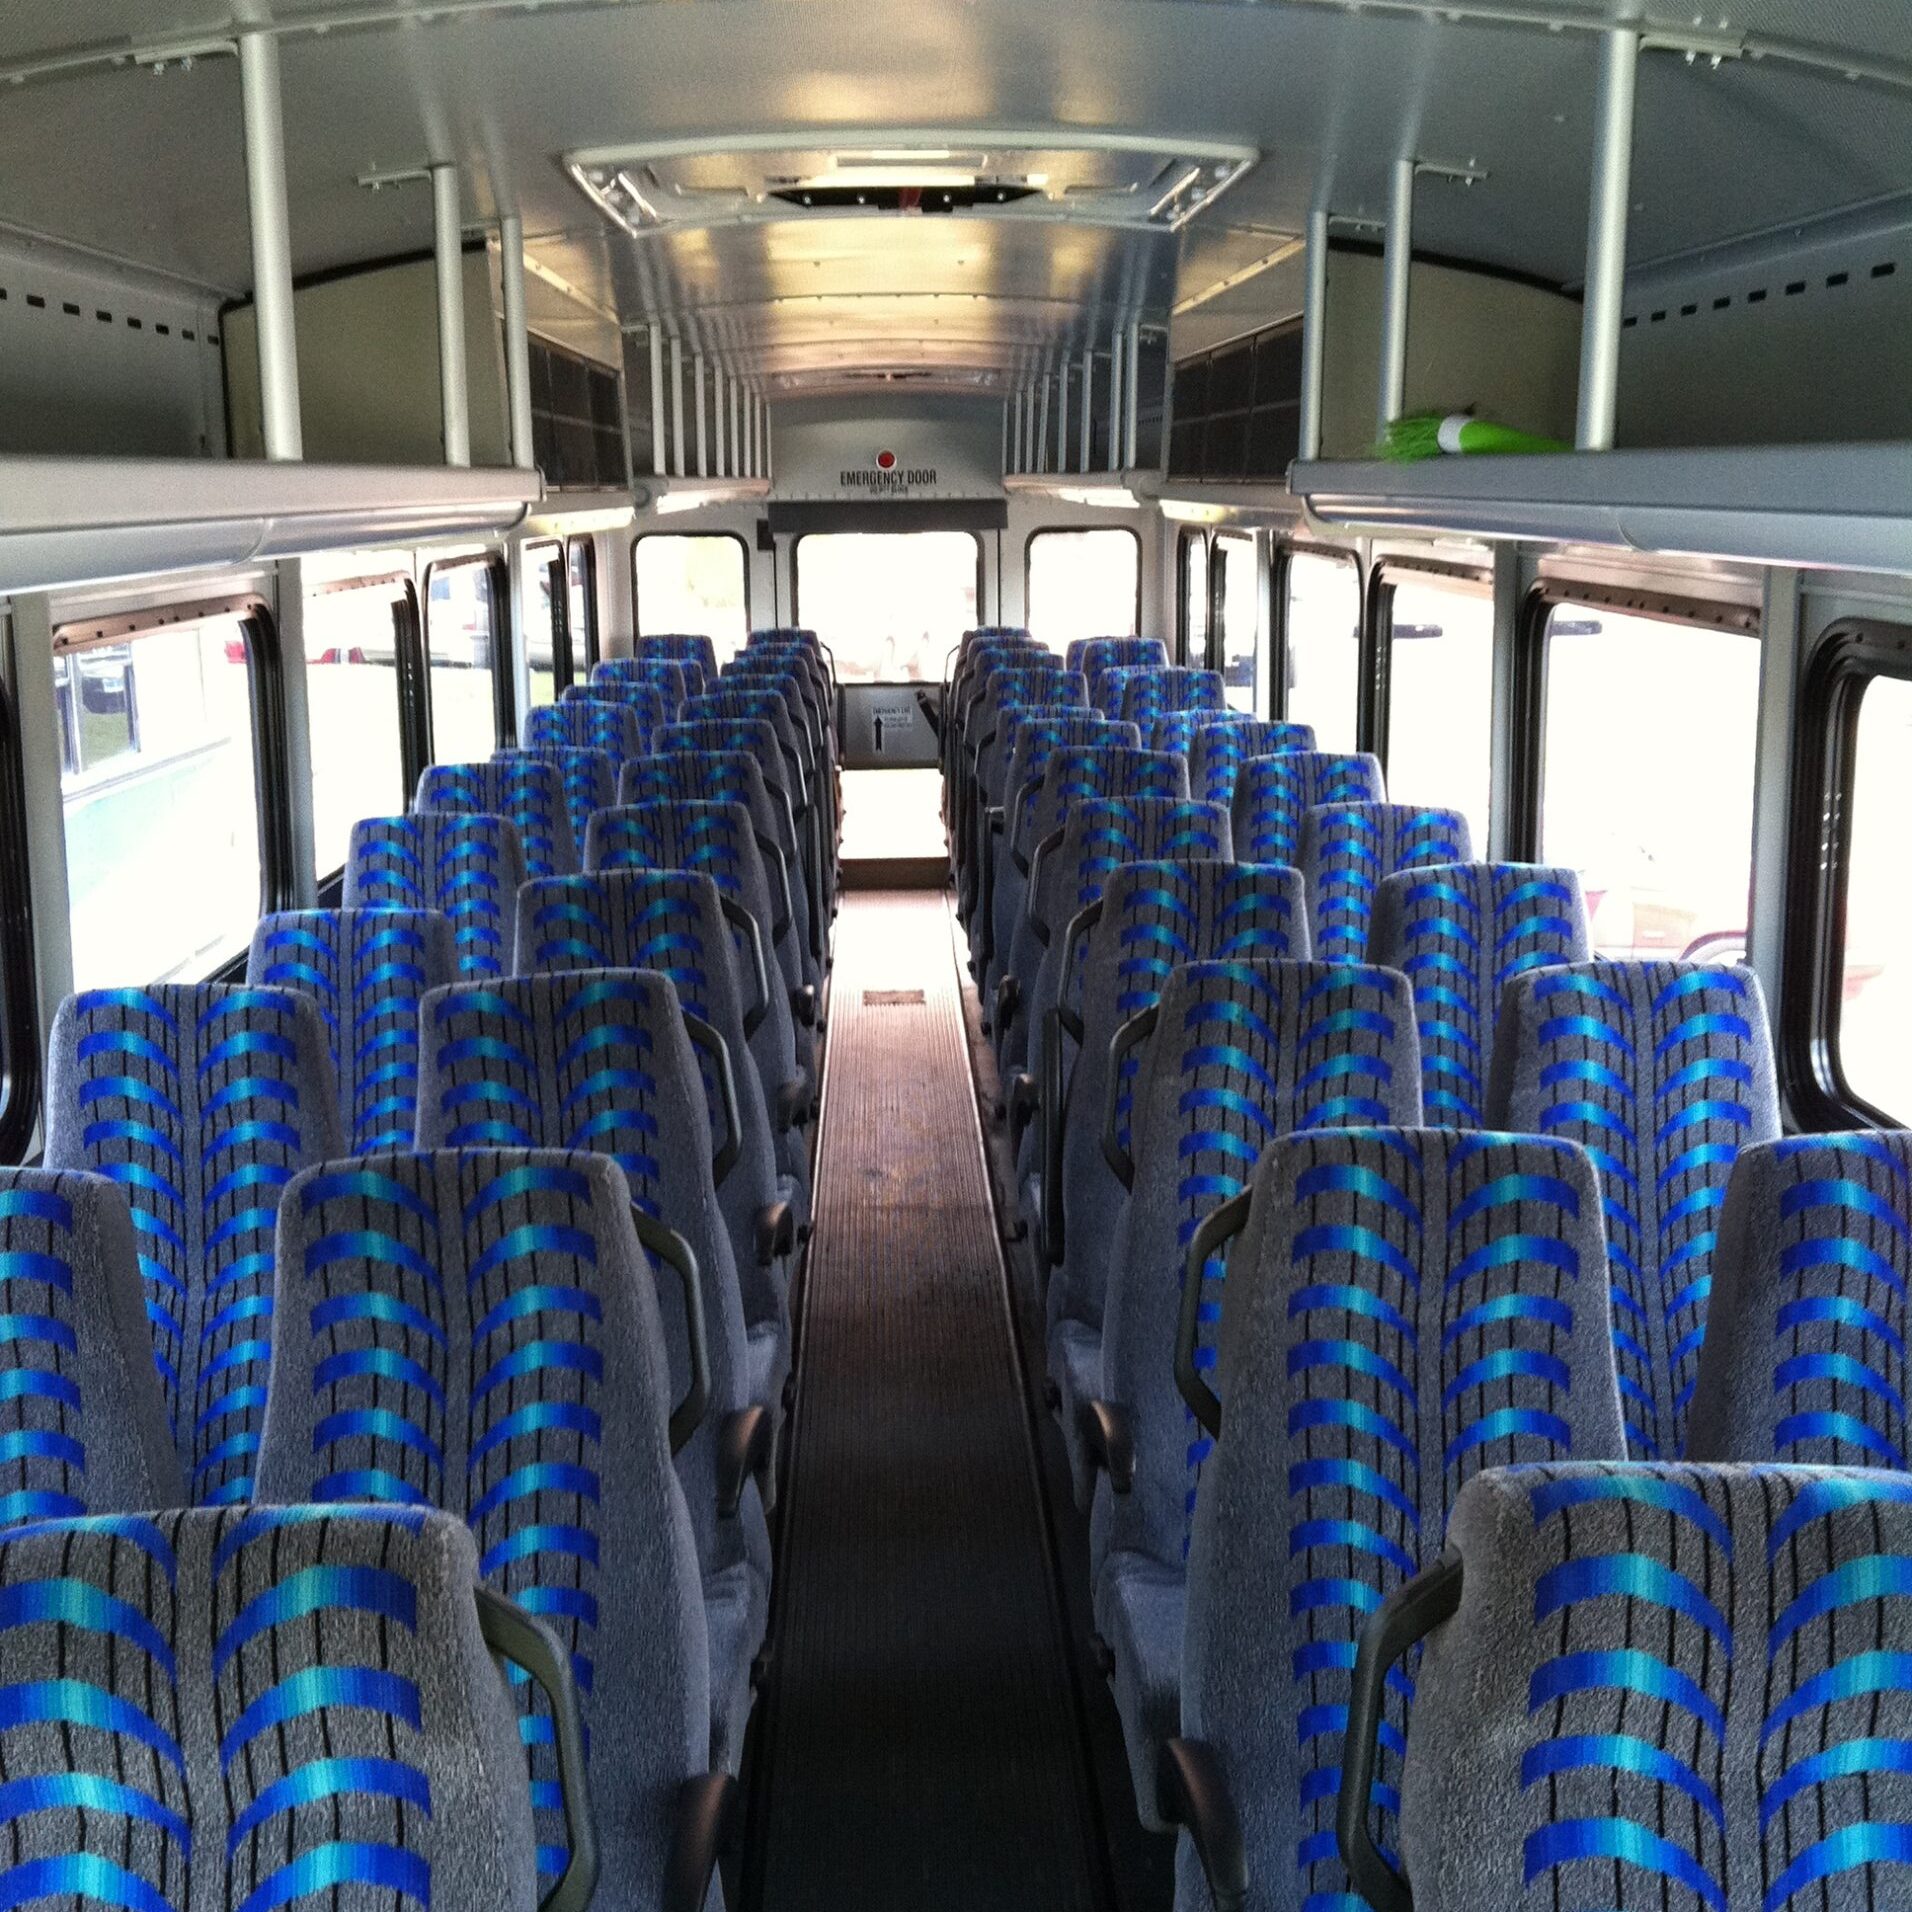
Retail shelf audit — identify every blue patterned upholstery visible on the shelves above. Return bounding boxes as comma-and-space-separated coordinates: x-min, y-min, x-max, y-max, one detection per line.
249, 909, 457, 1152
1299, 800, 1474, 962
0, 1168, 184, 1518
683, 689, 813, 810
1396, 1464, 1912, 1912
415, 758, 577, 880
1090, 665, 1155, 720
413, 977, 772, 1767
1142, 709, 1251, 764
492, 746, 618, 876
345, 813, 527, 981
515, 871, 792, 1412
1369, 862, 1592, 1130
1488, 960, 1781, 1460
44, 985, 343, 1504
256, 1152, 713, 1901
1176, 1137, 1625, 1900
592, 655, 692, 710
0, 1504, 542, 1912
1041, 861, 1310, 1505
1068, 637, 1168, 679
949, 643, 1052, 784
1231, 750, 1385, 868
634, 632, 720, 685
1188, 719, 1317, 806
1117, 667, 1227, 729
1686, 1130, 1912, 1465
523, 699, 647, 769
561, 678, 670, 737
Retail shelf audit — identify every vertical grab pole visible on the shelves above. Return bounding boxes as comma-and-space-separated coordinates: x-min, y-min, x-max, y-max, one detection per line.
649, 330, 667, 477
1037, 369, 1051, 472
1108, 326, 1124, 471
499, 213, 535, 470
1576, 11, 1642, 451
1125, 315, 1141, 468
669, 337, 686, 478
238, 31, 303, 460
1079, 345, 1094, 471
694, 353, 709, 478
714, 367, 728, 477
731, 378, 743, 479
1298, 202, 1331, 462
432, 162, 471, 467
1377, 157, 1415, 443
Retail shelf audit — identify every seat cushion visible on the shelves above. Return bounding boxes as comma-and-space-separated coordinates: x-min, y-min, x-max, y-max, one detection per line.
704, 1558, 768, 1775
1047, 1319, 1104, 1509
1102, 1552, 1187, 1832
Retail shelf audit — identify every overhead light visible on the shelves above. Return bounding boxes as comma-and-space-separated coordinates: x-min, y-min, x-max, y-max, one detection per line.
1057, 485, 1141, 510
854, 147, 958, 164
655, 489, 729, 516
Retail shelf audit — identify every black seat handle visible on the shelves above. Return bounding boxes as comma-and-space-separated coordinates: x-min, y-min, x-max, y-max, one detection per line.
629, 1205, 710, 1456
681, 1009, 743, 1190
718, 894, 772, 1040
755, 829, 794, 949
1040, 1005, 1067, 1271
475, 1588, 599, 1912
1338, 1551, 1466, 1912
1101, 1004, 1160, 1191
1177, 1188, 1253, 1440
1059, 898, 1103, 1021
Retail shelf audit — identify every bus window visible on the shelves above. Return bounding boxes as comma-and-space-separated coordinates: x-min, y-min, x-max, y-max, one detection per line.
1025, 529, 1140, 651
1214, 530, 1259, 712
566, 537, 599, 679
1539, 601, 1760, 961
635, 534, 749, 665
304, 581, 409, 881
426, 557, 505, 762
1837, 671, 1912, 1120
1384, 573, 1493, 850
795, 532, 978, 683
1179, 531, 1209, 666
56, 614, 265, 990
1282, 549, 1360, 750
522, 540, 565, 708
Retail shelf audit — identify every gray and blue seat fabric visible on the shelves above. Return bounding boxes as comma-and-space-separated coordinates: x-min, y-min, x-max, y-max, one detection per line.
1068, 636, 1169, 680
1090, 665, 1159, 721
1015, 797, 1235, 1091
1299, 801, 1475, 963
493, 744, 619, 878
561, 676, 670, 738
524, 697, 649, 771
592, 653, 692, 712
682, 689, 830, 910
345, 811, 528, 981
255, 1150, 727, 1904
1173, 1135, 1626, 1909
1187, 718, 1317, 807
248, 908, 457, 1153
1230, 750, 1385, 868
515, 870, 795, 1417
635, 631, 722, 686
623, 747, 820, 999
1142, 709, 1251, 764
586, 797, 817, 1180
1037, 861, 1310, 1500
1486, 959, 1781, 1460
1118, 667, 1228, 730
415, 758, 579, 880
1686, 1130, 1912, 1464
948, 640, 1050, 797
958, 660, 1081, 833
725, 656, 828, 763
43, 983, 344, 1504
1362, 1463, 1912, 1912
1369, 862, 1593, 1130
413, 979, 774, 1768
1086, 966, 1428, 1827
992, 744, 1189, 1028
0, 1503, 564, 1912
0, 1164, 185, 1517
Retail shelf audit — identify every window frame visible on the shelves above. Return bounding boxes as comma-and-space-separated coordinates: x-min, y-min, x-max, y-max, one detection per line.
632, 529, 754, 640
1021, 524, 1143, 643
790, 529, 982, 677
0, 670, 39, 1162
1784, 617, 1912, 1130
1176, 527, 1210, 666
521, 538, 570, 699
565, 535, 600, 677
1210, 527, 1262, 715
1370, 555, 1494, 776
421, 552, 515, 757
51, 590, 295, 987
1270, 541, 1365, 732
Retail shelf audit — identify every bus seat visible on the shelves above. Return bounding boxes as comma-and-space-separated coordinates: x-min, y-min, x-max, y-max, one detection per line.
1231, 751, 1385, 870
1188, 718, 1317, 807
345, 812, 527, 981
1299, 802, 1475, 963
417, 757, 580, 879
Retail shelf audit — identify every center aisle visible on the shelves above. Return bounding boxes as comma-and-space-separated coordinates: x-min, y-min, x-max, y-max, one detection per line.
743, 890, 1109, 1911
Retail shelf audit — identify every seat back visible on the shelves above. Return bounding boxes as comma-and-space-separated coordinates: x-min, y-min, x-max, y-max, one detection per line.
562, 677, 670, 737
1685, 1129, 1912, 1464
494, 745, 619, 870
1396, 1463, 1912, 1912
1188, 718, 1316, 806
1369, 862, 1592, 1129
1118, 666, 1227, 728
0, 1504, 543, 1912
345, 812, 527, 980
1231, 750, 1385, 867
1299, 800, 1474, 962
1487, 959, 1780, 1459
684, 689, 811, 805
415, 757, 578, 879
524, 698, 648, 768
634, 631, 721, 684
0, 1166, 184, 1516
1001, 712, 1133, 828
44, 984, 343, 1502
593, 654, 690, 712
249, 908, 457, 1151
1142, 708, 1250, 763
1181, 1135, 1625, 1912
256, 1149, 707, 1909
1099, 963, 1425, 1582
1068, 636, 1169, 680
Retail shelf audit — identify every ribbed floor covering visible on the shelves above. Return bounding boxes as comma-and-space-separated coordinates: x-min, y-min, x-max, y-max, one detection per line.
744, 891, 1106, 1911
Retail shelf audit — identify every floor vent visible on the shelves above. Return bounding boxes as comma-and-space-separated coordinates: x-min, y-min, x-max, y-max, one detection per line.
863, 989, 925, 1007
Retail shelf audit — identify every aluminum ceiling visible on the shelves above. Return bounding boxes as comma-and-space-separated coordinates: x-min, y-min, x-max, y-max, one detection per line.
0, 0, 1905, 391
